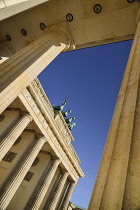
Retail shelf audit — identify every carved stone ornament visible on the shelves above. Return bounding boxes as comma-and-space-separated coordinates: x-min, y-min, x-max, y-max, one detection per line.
2, 151, 17, 163
24, 171, 34, 182
55, 114, 73, 142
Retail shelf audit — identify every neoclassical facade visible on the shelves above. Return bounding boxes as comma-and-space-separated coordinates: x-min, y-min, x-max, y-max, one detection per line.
0, 78, 84, 209
0, 0, 140, 210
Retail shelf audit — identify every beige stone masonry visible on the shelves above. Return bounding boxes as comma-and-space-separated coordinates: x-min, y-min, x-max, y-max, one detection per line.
0, 0, 50, 20
26, 158, 61, 210
61, 180, 76, 210
19, 87, 84, 181
0, 135, 47, 209
2, 0, 30, 7
29, 80, 81, 166
54, 110, 74, 142
0, 25, 70, 114
0, 43, 12, 64
122, 13, 140, 208
47, 171, 69, 210
0, 113, 32, 161
88, 17, 140, 210
0, 0, 5, 9
29, 79, 55, 118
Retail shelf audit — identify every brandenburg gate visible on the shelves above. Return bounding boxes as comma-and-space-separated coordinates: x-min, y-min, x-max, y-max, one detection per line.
0, 0, 140, 209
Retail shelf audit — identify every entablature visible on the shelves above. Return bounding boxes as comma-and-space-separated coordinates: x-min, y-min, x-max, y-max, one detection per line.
0, 0, 140, 52
15, 79, 84, 180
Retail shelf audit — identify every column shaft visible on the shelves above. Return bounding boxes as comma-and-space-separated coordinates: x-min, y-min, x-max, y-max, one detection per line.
0, 113, 32, 161
122, 50, 140, 209
122, 12, 140, 209
47, 171, 68, 210
27, 159, 60, 210
88, 19, 140, 210
0, 136, 46, 209
0, 26, 70, 114
60, 181, 76, 210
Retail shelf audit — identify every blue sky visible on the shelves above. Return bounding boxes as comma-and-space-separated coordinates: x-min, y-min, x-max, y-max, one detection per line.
38, 40, 133, 208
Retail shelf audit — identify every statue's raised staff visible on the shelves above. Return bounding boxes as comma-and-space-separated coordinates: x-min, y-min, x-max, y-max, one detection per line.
65, 117, 76, 124
52, 98, 67, 111
62, 110, 72, 117
68, 122, 76, 131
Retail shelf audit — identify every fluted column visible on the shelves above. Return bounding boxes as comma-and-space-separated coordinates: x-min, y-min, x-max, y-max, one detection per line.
27, 158, 61, 210
0, 135, 47, 210
122, 11, 140, 210
61, 181, 76, 210
47, 171, 69, 210
0, 113, 32, 161
0, 25, 70, 114
88, 12, 140, 210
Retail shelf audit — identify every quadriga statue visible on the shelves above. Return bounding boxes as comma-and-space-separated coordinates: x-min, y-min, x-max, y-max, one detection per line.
68, 122, 76, 131
61, 110, 72, 117
65, 117, 76, 124
52, 99, 67, 111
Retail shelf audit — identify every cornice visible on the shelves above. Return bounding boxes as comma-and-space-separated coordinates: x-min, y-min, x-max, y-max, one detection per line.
54, 111, 81, 163
54, 110, 74, 141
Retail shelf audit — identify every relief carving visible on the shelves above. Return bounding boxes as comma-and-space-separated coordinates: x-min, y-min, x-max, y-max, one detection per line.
2, 151, 17, 163
55, 115, 71, 144
24, 171, 34, 182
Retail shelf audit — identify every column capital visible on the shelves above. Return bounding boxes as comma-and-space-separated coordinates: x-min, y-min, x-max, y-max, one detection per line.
52, 156, 61, 162
21, 112, 32, 121
36, 134, 47, 143
69, 180, 76, 185
0, 25, 70, 114
52, 158, 61, 164
47, 24, 71, 52
61, 169, 69, 176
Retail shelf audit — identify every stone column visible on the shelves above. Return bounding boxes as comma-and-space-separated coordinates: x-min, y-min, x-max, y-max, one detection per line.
61, 181, 76, 210
0, 135, 47, 210
122, 12, 140, 210
0, 113, 32, 161
88, 13, 140, 210
26, 158, 61, 210
0, 25, 70, 114
47, 171, 69, 210
0, 43, 12, 64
